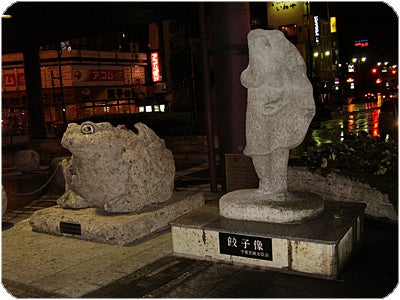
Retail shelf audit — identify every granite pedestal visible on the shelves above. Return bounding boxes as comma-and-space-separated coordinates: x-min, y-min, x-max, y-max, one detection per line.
29, 191, 204, 246
171, 200, 366, 279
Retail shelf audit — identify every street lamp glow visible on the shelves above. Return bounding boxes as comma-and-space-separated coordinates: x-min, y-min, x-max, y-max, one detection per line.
313, 52, 319, 57
361, 57, 367, 62
352, 58, 358, 63
325, 50, 330, 56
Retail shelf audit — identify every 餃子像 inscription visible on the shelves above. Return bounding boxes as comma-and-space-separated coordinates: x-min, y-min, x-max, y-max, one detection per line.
219, 232, 272, 260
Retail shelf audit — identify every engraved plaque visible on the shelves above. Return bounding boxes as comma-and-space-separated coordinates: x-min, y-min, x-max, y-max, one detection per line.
219, 232, 272, 261
60, 222, 82, 235
225, 154, 259, 192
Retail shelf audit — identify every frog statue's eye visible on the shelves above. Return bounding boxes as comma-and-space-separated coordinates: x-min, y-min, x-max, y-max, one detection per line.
81, 122, 96, 134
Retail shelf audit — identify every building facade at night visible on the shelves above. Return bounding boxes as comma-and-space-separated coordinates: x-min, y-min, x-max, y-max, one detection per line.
2, 49, 153, 135
2, 27, 176, 137
2, 2, 396, 139
266, 1, 339, 100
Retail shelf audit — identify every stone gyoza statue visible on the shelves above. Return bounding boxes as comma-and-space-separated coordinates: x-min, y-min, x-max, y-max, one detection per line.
57, 121, 175, 213
219, 29, 324, 223
241, 29, 315, 195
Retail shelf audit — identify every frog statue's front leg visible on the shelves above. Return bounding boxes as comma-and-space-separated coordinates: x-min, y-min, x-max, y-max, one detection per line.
57, 189, 92, 209
56, 156, 93, 209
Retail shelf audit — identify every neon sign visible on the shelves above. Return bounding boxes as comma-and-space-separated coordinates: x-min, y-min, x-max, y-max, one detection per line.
355, 39, 368, 47
314, 16, 320, 44
330, 17, 336, 33
150, 52, 161, 82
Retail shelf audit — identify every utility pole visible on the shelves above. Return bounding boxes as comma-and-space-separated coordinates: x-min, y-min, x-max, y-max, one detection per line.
198, 2, 218, 192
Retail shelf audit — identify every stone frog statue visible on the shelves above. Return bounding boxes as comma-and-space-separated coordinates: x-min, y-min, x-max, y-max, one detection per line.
57, 121, 175, 213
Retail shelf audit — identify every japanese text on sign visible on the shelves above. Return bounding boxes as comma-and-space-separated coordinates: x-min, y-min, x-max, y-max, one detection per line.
151, 52, 161, 82
219, 232, 272, 261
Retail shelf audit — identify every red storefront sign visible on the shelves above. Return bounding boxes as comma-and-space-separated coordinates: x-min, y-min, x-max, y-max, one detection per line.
150, 52, 161, 82
72, 65, 125, 86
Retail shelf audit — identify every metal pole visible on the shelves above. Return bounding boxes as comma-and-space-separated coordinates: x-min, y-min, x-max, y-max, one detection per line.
198, 2, 218, 192
58, 49, 67, 125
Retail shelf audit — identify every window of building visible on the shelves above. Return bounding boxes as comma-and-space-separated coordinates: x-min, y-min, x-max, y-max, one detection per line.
279, 24, 297, 44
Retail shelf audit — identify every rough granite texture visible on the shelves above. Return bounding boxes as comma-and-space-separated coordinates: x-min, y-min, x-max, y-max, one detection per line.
30, 191, 204, 246
241, 29, 315, 157
220, 29, 322, 223
57, 121, 175, 213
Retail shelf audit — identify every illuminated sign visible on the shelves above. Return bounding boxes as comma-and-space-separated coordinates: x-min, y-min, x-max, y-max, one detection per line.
72, 65, 125, 86
330, 17, 336, 33
314, 16, 320, 44
355, 39, 368, 47
272, 1, 297, 11
150, 52, 161, 82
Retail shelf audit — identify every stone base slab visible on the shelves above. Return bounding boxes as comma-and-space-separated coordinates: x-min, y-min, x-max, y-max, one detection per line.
171, 200, 366, 279
29, 191, 204, 246
220, 189, 324, 223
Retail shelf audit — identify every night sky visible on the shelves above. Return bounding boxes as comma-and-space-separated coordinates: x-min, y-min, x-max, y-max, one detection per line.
1, 1, 398, 62
312, 1, 398, 62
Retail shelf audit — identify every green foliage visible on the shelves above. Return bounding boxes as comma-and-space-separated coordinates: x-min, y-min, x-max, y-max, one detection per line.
292, 132, 398, 177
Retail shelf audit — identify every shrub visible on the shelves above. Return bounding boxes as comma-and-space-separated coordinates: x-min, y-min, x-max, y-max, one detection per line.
291, 131, 398, 177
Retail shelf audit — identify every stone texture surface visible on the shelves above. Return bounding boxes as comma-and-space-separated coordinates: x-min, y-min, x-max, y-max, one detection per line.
220, 29, 320, 223
3, 219, 173, 298
288, 167, 397, 221
15, 150, 40, 173
50, 156, 68, 188
56, 122, 175, 213
219, 190, 324, 223
2, 185, 7, 215
30, 191, 204, 245
240, 29, 315, 157
172, 201, 365, 278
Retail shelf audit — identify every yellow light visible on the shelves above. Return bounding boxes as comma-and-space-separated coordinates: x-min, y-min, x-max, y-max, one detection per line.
325, 51, 330, 56
313, 52, 319, 57
330, 17, 337, 33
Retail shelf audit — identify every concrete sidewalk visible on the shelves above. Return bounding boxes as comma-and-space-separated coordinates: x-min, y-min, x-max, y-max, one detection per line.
2, 184, 398, 298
